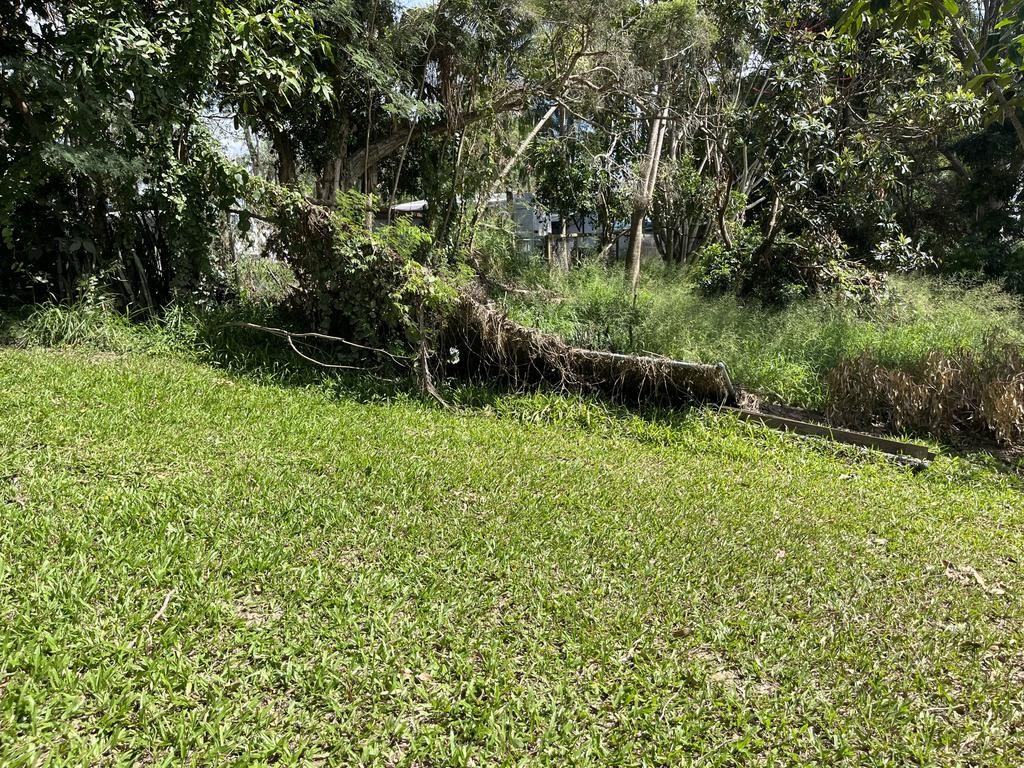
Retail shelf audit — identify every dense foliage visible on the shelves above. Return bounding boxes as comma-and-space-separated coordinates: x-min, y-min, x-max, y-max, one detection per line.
2, 0, 1023, 311
1, 1, 327, 305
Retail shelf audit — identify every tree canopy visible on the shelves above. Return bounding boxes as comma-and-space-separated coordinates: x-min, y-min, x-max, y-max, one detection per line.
2, 0, 1023, 312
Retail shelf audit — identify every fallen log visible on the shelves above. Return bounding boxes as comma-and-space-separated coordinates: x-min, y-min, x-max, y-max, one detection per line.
444, 291, 934, 465
444, 290, 738, 406
725, 406, 935, 467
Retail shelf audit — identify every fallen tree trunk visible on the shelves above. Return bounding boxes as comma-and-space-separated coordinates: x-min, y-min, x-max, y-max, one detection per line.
443, 287, 738, 407
248, 183, 738, 408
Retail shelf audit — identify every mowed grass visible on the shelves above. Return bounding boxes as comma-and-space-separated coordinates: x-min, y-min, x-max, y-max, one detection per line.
1, 348, 1023, 766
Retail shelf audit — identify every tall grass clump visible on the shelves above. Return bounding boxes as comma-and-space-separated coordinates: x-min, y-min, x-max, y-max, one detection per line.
827, 340, 1024, 448
7, 296, 179, 355
503, 260, 649, 351
2, 289, 317, 384
500, 258, 1024, 409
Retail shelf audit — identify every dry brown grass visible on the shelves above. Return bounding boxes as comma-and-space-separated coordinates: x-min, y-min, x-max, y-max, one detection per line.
825, 338, 1024, 448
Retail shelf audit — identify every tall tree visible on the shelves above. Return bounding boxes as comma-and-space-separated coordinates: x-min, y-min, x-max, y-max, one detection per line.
0, 0, 327, 304
622, 0, 710, 295
841, 0, 1024, 149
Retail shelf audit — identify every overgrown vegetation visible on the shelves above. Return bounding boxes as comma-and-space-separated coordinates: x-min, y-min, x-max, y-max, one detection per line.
7, 0, 1024, 308
827, 341, 1024, 447
501, 260, 1024, 409
5, 0, 1024, 432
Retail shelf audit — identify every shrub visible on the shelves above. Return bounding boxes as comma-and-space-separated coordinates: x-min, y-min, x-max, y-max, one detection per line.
692, 227, 764, 297
692, 241, 739, 295
255, 186, 449, 347
692, 227, 871, 304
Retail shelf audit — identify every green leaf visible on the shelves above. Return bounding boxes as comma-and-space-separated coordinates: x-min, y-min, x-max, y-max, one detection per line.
965, 72, 999, 91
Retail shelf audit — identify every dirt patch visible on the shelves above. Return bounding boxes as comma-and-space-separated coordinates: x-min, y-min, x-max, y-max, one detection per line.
688, 645, 778, 698
235, 595, 284, 626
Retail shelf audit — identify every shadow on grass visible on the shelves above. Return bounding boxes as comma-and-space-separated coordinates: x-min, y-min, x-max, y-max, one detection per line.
2, 299, 1021, 478
0, 300, 415, 404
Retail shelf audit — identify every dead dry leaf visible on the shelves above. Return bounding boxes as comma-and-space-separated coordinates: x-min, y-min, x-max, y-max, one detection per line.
943, 561, 1007, 596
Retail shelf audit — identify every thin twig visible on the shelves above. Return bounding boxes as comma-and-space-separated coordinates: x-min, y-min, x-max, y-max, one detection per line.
287, 337, 370, 371
148, 589, 176, 626
231, 322, 412, 364
416, 302, 450, 408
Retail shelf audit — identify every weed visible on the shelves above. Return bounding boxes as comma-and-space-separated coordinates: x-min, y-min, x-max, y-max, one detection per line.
827, 338, 1024, 448
501, 261, 1024, 408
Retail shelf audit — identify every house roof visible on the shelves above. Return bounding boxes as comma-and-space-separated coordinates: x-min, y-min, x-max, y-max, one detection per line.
390, 199, 429, 213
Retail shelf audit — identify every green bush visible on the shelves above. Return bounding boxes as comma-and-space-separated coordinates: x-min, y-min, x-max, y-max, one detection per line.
254, 185, 451, 348
691, 241, 737, 294
692, 227, 863, 304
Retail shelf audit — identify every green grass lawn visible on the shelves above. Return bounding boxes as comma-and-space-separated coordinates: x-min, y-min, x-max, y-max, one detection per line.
1, 348, 1023, 766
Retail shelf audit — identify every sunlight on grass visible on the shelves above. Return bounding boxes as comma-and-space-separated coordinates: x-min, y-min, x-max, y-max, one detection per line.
1, 348, 1022, 765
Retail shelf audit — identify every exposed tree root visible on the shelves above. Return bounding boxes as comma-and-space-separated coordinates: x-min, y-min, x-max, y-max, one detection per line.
442, 286, 738, 407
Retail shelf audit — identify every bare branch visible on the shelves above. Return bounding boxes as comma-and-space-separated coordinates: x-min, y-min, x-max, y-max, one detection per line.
231, 322, 412, 365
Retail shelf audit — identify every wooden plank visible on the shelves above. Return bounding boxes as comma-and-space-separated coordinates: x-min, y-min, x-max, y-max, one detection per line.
725, 407, 936, 462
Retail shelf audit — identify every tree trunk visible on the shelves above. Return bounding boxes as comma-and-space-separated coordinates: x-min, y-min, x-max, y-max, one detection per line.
717, 172, 735, 250
315, 126, 350, 204
753, 190, 784, 265
364, 165, 378, 230
559, 215, 570, 270
272, 129, 298, 187
626, 102, 671, 296
625, 206, 647, 289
